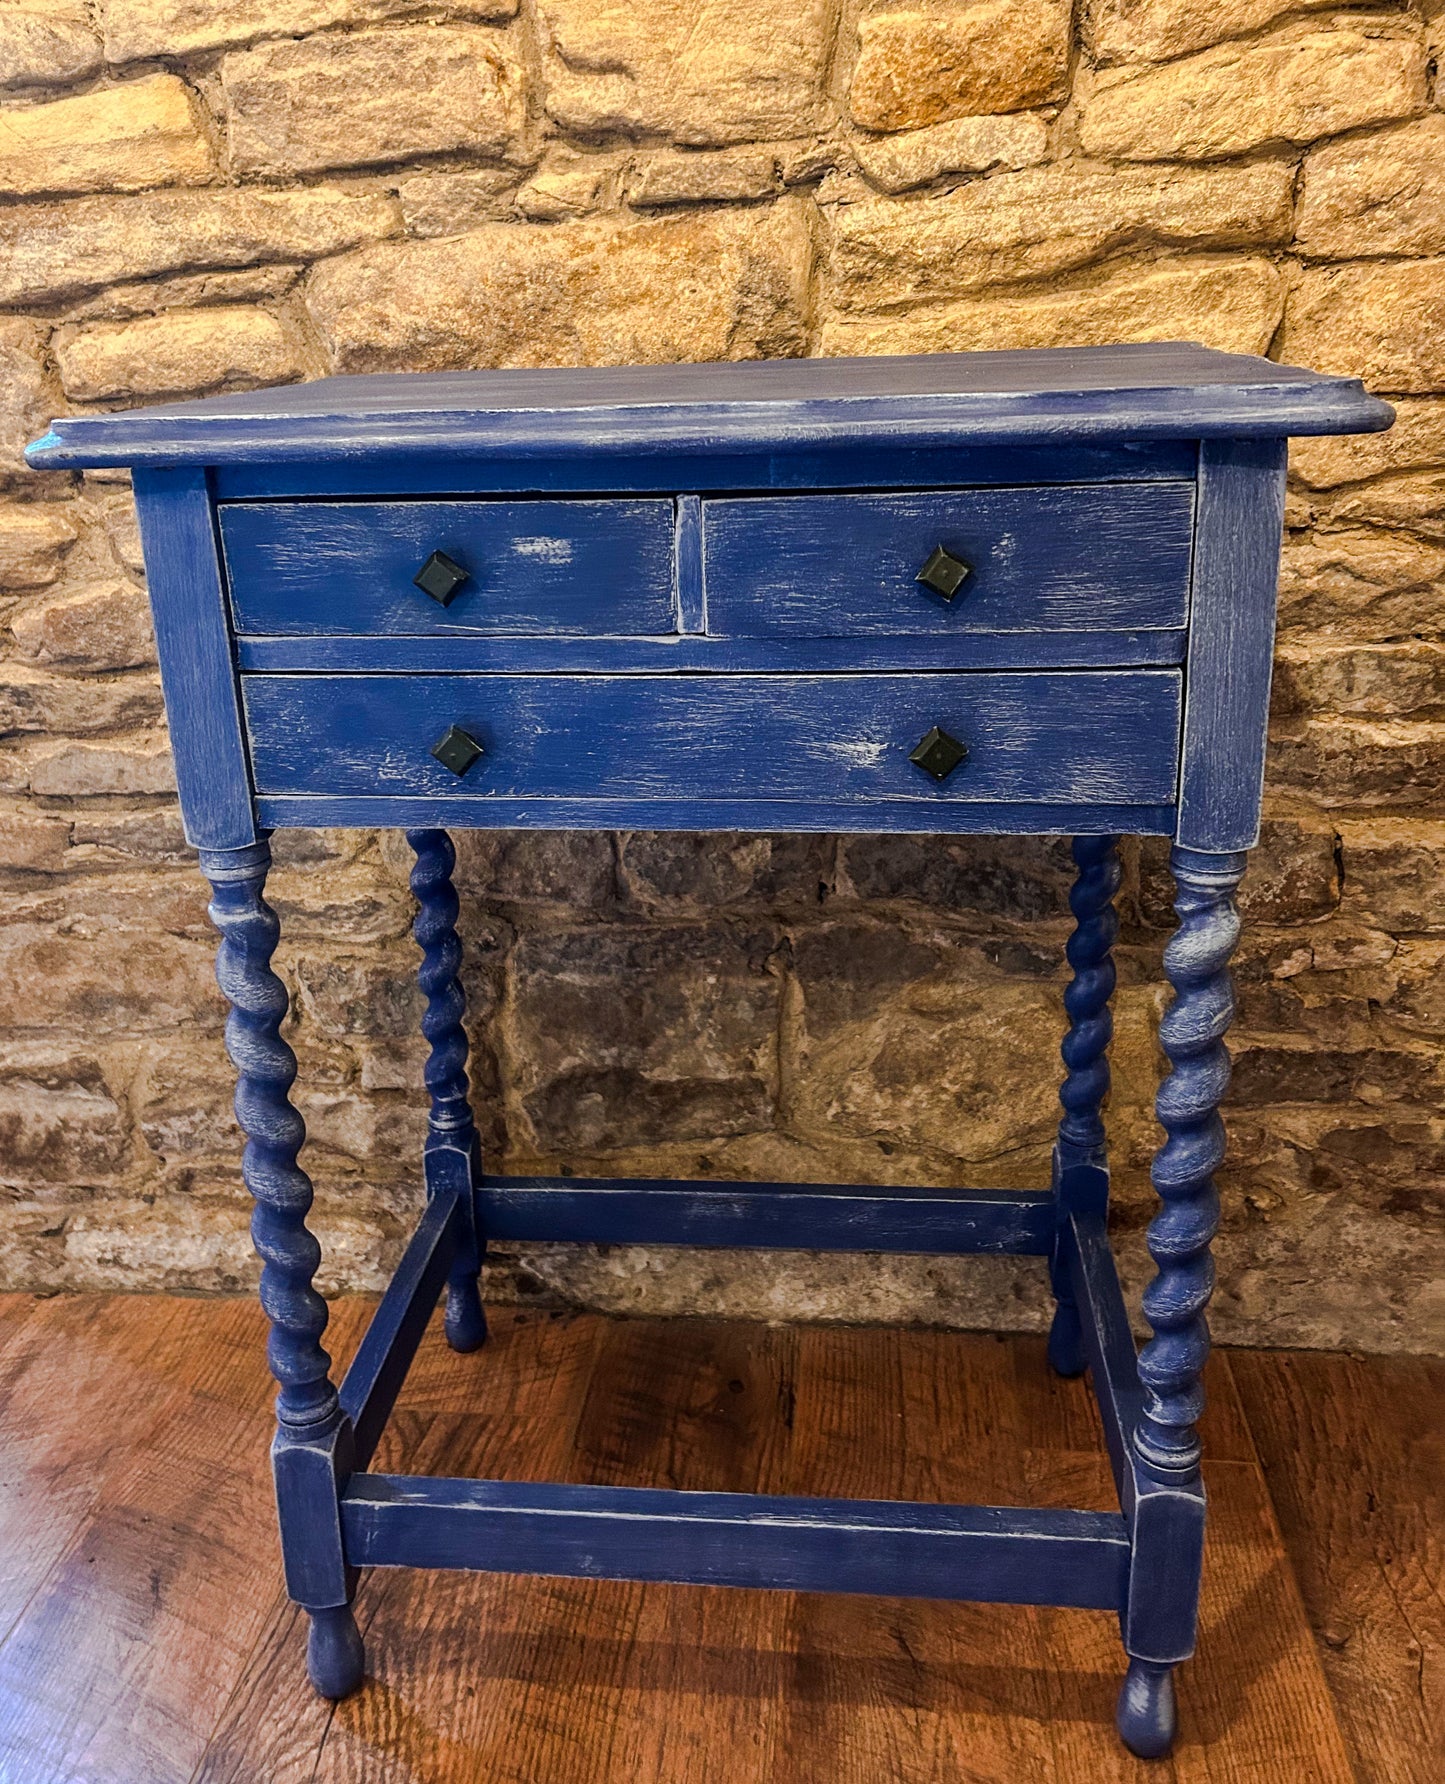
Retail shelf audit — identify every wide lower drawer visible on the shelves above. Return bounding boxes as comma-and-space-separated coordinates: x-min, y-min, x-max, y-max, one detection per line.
219, 498, 676, 635
702, 484, 1194, 637
243, 672, 1181, 805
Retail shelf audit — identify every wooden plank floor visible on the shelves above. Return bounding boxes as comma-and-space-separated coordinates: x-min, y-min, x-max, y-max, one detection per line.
0, 1295, 1436, 1782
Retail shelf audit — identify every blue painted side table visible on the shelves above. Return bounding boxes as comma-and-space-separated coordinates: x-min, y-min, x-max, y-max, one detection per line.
28, 346, 1391, 1758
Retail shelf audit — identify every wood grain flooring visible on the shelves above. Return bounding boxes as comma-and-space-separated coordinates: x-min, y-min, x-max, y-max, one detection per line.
0, 1292, 1435, 1784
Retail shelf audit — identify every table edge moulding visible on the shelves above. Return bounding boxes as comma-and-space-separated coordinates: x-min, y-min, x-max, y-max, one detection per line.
27, 344, 1394, 1762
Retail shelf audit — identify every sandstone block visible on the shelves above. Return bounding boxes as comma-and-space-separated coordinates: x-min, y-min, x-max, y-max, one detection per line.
789, 918, 1069, 1162
1376, 938, 1445, 1038
0, 505, 77, 588
1080, 17, 1427, 162
623, 146, 783, 209
1273, 641, 1445, 718
1278, 525, 1445, 639
0, 185, 402, 309
538, 0, 831, 145
1268, 717, 1445, 808
821, 254, 1285, 357
1134, 820, 1341, 927
0, 318, 51, 484
68, 807, 191, 868
852, 112, 1049, 193
55, 306, 306, 403
1280, 261, 1445, 394
1290, 398, 1445, 490
1321, 473, 1445, 544
516, 151, 615, 222
11, 578, 155, 670
1238, 810, 1341, 924
306, 201, 812, 373
62, 262, 302, 327
823, 161, 1293, 308
0, 921, 217, 1032
1090, 0, 1336, 65
222, 25, 525, 178
848, 1, 1070, 131
294, 950, 421, 1038
103, 1, 517, 62
132, 1041, 237, 1160
0, 4, 101, 89
396, 168, 520, 237
0, 1050, 126, 1183
22, 868, 213, 940
0, 72, 214, 199
0, 663, 164, 736
509, 922, 781, 1154
28, 734, 175, 796
265, 859, 413, 944
1230, 1036, 1445, 1107
835, 833, 1073, 922
0, 807, 70, 872
618, 833, 832, 912
1338, 819, 1445, 933
1297, 116, 1445, 259
90, 492, 145, 575
448, 828, 615, 906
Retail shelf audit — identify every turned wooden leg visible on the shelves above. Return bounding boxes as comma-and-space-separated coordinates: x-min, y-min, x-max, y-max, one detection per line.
201, 837, 364, 1700
1048, 835, 1121, 1378
407, 827, 487, 1353
1116, 844, 1245, 1760
1134, 845, 1243, 1474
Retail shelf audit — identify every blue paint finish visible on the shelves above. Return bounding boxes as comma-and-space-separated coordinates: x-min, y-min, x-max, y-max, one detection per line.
703, 484, 1194, 637
220, 498, 675, 636
1048, 836, 1120, 1379
241, 670, 1183, 807
340, 1474, 1131, 1609
1064, 1212, 1141, 1512
477, 1176, 1056, 1254
254, 794, 1179, 837
408, 829, 487, 1353
210, 439, 1199, 500
25, 344, 1394, 1750
1135, 847, 1244, 1478
200, 837, 363, 1689
133, 469, 256, 849
674, 494, 705, 633
24, 343, 1391, 470
339, 1186, 461, 1470
1176, 439, 1289, 851
234, 629, 1188, 674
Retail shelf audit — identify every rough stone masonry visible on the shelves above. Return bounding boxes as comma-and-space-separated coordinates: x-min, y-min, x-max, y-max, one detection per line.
0, 0, 1442, 1354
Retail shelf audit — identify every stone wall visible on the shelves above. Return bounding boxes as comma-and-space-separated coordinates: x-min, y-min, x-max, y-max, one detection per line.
1, 0, 1442, 1353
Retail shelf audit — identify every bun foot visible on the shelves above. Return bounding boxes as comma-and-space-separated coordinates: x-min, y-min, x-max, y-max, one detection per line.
444, 1278, 488, 1353
1046, 1300, 1087, 1378
307, 1604, 365, 1699
1116, 1659, 1177, 1759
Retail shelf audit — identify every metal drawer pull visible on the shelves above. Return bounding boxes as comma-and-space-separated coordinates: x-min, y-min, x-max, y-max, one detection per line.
909, 726, 968, 781
915, 544, 971, 601
413, 549, 470, 606
430, 725, 484, 777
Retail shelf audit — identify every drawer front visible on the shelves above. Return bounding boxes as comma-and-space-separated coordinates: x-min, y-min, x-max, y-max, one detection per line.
219, 498, 676, 636
244, 671, 1181, 806
702, 485, 1194, 637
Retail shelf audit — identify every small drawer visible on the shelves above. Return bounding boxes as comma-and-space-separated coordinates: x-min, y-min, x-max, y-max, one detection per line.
702, 485, 1194, 638
243, 670, 1182, 807
219, 498, 676, 636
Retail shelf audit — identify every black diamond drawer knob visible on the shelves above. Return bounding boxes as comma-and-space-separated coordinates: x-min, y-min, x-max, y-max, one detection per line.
413, 549, 470, 606
430, 725, 484, 777
909, 726, 968, 781
916, 544, 971, 601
